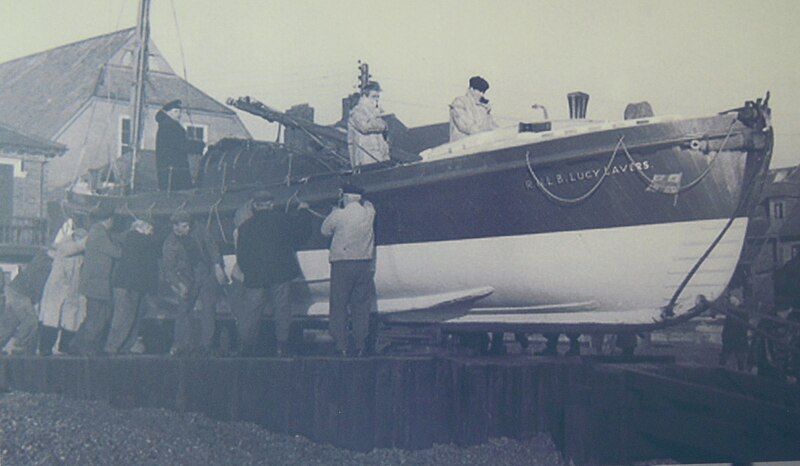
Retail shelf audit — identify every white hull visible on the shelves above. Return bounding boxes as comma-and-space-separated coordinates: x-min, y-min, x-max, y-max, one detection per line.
294, 217, 747, 325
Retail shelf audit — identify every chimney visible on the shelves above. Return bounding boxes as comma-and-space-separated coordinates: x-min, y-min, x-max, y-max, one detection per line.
341, 92, 359, 123
567, 92, 589, 119
284, 104, 314, 150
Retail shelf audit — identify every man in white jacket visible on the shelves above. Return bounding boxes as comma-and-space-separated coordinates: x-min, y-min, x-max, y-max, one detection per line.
449, 76, 498, 142
347, 82, 390, 168
321, 183, 376, 356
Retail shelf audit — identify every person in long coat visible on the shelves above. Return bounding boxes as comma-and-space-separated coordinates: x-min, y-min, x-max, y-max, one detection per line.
347, 82, 390, 168
155, 99, 205, 191
38, 220, 87, 356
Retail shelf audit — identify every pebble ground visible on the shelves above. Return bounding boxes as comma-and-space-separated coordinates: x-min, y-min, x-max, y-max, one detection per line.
0, 391, 567, 466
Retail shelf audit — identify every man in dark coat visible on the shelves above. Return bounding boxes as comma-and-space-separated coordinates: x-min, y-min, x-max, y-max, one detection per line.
71, 204, 122, 356
235, 191, 312, 356
155, 99, 205, 191
105, 219, 160, 354
163, 211, 227, 356
0, 250, 52, 354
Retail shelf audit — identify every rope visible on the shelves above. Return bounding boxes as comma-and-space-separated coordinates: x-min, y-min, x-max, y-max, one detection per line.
525, 137, 624, 205
286, 152, 293, 186
660, 131, 768, 318
284, 189, 327, 218
70, 2, 127, 190
206, 198, 222, 232
621, 118, 737, 195
145, 202, 156, 221
211, 200, 233, 245
122, 202, 140, 222
169, 0, 194, 127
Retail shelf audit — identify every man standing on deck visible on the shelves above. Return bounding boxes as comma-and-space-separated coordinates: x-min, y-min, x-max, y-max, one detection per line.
321, 183, 377, 357
235, 191, 312, 356
155, 99, 205, 191
449, 76, 498, 142
347, 82, 390, 168
163, 211, 228, 356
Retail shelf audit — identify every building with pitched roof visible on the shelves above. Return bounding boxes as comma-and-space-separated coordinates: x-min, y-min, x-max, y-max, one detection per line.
0, 28, 250, 196
739, 166, 800, 307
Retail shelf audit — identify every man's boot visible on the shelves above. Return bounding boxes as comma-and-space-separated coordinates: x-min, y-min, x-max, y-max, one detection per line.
566, 336, 581, 357
536, 333, 559, 356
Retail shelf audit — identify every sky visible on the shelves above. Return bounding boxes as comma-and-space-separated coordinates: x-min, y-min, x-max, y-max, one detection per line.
1, 0, 799, 167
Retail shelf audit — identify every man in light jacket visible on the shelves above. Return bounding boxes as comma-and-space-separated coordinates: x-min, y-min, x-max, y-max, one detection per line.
321, 183, 376, 357
71, 204, 121, 356
347, 81, 390, 168
449, 76, 498, 142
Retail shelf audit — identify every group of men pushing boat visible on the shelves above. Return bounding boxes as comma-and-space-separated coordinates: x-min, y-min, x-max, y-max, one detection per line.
145, 75, 543, 357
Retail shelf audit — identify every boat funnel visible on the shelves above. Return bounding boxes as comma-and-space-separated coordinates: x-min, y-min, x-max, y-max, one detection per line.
567, 92, 589, 119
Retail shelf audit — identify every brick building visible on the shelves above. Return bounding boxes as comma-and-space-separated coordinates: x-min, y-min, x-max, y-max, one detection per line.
0, 123, 65, 263
740, 166, 800, 307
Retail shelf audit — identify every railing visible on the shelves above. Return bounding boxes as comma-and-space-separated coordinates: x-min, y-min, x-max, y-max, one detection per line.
0, 217, 48, 248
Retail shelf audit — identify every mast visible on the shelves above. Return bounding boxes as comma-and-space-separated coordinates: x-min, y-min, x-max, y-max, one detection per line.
129, 0, 151, 191
357, 61, 370, 92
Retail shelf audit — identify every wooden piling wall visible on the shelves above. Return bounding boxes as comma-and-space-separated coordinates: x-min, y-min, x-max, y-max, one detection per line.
1, 356, 798, 465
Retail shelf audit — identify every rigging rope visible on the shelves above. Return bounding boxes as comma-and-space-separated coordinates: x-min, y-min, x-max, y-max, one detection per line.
169, 0, 194, 127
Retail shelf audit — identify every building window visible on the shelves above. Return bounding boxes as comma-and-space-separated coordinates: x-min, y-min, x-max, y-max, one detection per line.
120, 117, 132, 157
773, 201, 785, 219
186, 125, 207, 143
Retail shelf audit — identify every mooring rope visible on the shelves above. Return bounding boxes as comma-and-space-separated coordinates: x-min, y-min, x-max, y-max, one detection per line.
525, 137, 624, 204
620, 118, 737, 195
660, 128, 768, 318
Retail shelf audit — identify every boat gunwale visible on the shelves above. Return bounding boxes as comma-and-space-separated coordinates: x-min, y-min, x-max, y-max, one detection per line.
65, 112, 760, 217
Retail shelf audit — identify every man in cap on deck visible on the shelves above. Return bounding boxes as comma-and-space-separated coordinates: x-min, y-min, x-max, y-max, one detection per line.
449, 76, 498, 142
155, 99, 206, 191
321, 182, 377, 356
235, 190, 313, 356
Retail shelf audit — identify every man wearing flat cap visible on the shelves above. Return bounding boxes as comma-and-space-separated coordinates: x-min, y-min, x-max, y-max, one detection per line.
155, 99, 205, 191
235, 191, 312, 356
321, 183, 377, 356
162, 210, 227, 356
71, 204, 121, 355
449, 76, 499, 142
